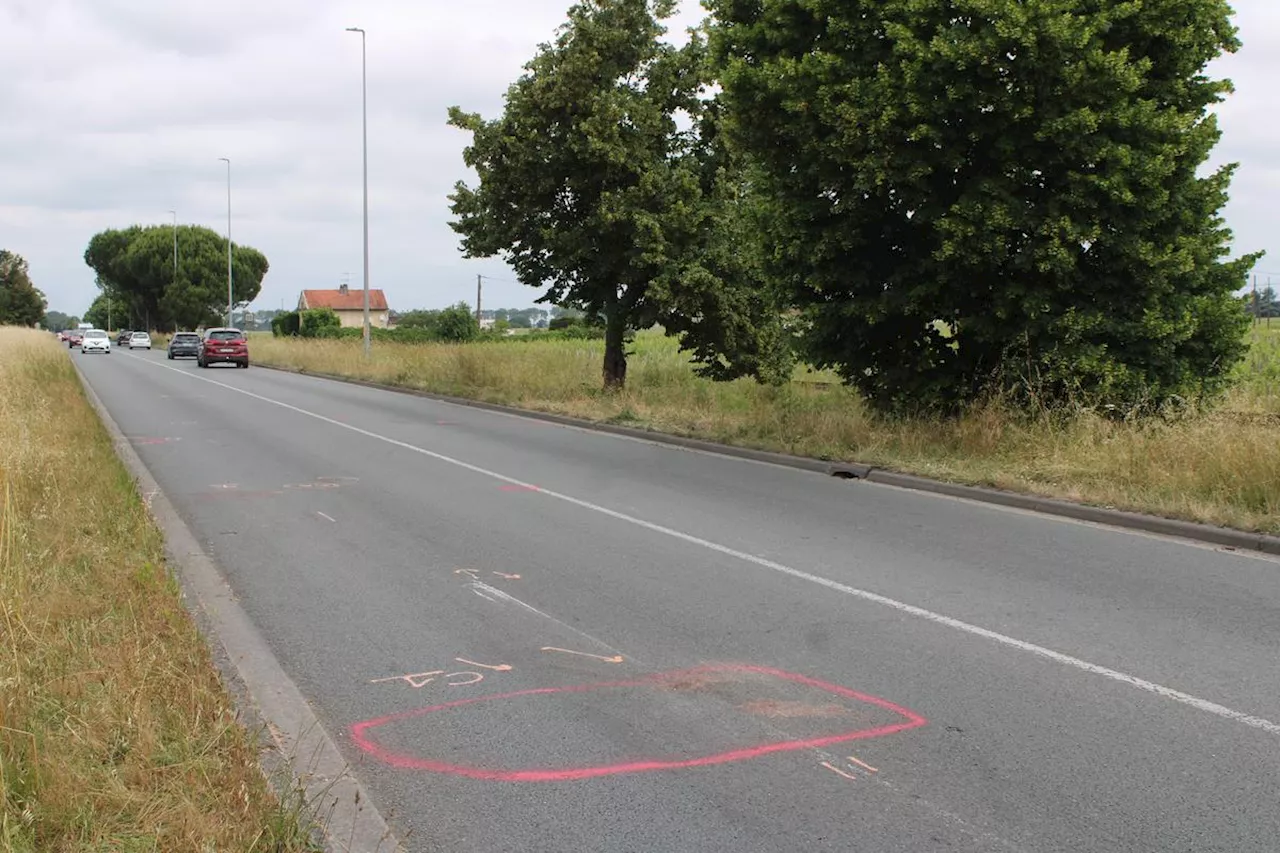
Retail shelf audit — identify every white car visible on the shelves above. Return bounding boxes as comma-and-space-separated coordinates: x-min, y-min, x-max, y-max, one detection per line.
80, 329, 111, 354
128, 331, 152, 350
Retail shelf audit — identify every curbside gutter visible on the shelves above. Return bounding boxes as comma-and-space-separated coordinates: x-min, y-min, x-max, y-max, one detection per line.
75, 363, 403, 853
259, 363, 1280, 557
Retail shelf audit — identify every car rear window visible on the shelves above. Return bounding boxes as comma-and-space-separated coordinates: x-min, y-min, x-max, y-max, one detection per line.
173, 334, 200, 341
208, 331, 244, 341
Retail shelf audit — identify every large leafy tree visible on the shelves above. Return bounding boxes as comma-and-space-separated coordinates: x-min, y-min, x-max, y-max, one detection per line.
0, 250, 47, 327
84, 225, 268, 331
653, 101, 796, 385
709, 0, 1260, 413
448, 0, 708, 389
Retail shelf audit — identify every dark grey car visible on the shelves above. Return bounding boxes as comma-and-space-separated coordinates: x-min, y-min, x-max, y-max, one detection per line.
168, 332, 201, 359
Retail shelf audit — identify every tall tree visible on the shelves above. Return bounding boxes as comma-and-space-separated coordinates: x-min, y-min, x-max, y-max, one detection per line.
709, 0, 1260, 413
84, 225, 268, 331
448, 0, 707, 389
0, 250, 47, 327
653, 100, 796, 385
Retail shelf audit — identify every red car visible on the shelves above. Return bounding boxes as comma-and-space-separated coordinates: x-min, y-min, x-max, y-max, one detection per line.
197, 328, 249, 369
65, 331, 83, 348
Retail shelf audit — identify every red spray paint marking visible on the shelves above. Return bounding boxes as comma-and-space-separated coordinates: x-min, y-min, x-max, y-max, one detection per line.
349, 664, 926, 782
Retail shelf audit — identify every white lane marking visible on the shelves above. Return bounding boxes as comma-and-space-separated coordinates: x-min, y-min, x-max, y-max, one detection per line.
128, 355, 1280, 737
316, 511, 337, 523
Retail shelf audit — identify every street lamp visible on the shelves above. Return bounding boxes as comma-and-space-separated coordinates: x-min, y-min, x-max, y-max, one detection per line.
346, 26, 371, 357
218, 158, 233, 327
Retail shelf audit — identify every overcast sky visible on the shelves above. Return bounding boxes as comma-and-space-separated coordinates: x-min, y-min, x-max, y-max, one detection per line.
2, 1, 1277, 317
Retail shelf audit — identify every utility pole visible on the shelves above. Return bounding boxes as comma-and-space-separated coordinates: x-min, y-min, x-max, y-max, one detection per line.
476, 274, 482, 324
219, 158, 233, 327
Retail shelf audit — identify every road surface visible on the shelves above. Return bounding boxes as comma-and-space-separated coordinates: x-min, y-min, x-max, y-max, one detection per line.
77, 348, 1280, 852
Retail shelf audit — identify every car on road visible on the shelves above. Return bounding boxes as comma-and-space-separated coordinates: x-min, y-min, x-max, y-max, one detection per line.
116, 330, 133, 346
197, 328, 249, 369
128, 331, 152, 350
65, 331, 83, 348
167, 332, 201, 360
80, 329, 111, 354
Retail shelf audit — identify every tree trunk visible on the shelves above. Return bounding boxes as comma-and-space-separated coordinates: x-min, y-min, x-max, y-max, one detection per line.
602, 306, 627, 391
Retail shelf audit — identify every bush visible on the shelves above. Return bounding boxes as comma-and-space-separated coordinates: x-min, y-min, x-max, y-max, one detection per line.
435, 302, 480, 342
299, 308, 341, 338
271, 310, 300, 337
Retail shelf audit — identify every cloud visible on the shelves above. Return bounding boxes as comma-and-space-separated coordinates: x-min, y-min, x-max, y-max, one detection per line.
1, 0, 1276, 318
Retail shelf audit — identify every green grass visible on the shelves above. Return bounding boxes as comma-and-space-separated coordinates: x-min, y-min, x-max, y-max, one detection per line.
0, 328, 319, 852
249, 325, 1280, 535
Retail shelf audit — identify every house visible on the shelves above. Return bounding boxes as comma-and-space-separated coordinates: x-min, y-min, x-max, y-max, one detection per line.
298, 284, 391, 329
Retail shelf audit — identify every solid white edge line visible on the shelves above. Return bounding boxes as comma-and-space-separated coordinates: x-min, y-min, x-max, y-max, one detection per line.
129, 354, 1280, 738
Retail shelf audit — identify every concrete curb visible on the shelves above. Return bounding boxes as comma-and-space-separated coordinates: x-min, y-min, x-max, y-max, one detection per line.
259, 363, 1280, 557
75, 362, 403, 853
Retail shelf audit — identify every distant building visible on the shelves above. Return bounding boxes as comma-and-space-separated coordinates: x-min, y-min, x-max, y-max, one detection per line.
298, 284, 391, 329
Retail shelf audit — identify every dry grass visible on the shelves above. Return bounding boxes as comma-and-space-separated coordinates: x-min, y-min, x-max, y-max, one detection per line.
0, 328, 317, 852
248, 325, 1280, 535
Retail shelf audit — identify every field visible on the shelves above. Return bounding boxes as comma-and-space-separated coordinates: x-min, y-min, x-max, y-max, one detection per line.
248, 323, 1280, 535
0, 328, 316, 852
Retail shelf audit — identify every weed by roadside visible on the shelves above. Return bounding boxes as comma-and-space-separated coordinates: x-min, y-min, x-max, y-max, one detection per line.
0, 328, 319, 852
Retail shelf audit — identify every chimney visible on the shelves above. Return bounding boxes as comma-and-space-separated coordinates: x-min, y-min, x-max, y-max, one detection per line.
339, 282, 349, 295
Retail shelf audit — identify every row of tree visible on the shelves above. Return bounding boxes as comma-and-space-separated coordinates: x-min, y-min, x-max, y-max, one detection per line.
0, 251, 48, 327
448, 0, 1261, 413
82, 225, 269, 332
1245, 287, 1280, 319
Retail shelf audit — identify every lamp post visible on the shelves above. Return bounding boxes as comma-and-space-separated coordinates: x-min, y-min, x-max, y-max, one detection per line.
218, 158, 233, 327
346, 26, 371, 357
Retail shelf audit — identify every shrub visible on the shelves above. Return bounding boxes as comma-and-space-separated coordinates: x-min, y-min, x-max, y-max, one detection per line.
299, 308, 341, 338
271, 310, 300, 337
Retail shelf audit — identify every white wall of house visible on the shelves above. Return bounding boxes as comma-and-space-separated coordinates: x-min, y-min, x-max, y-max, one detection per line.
335, 309, 390, 329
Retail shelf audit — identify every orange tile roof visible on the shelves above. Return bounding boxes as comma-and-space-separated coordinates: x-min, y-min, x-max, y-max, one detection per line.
301, 288, 389, 311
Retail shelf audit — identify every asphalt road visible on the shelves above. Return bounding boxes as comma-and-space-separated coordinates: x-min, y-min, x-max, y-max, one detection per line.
77, 347, 1280, 853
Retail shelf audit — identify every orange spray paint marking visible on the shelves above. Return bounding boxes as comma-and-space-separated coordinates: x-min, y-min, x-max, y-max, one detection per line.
454, 658, 513, 672
453, 568, 480, 579
846, 754, 878, 773
445, 672, 484, 686
371, 671, 445, 689
540, 647, 624, 664
820, 761, 859, 781
492, 572, 522, 580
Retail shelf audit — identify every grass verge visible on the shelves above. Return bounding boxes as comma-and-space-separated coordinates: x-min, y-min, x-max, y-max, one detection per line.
0, 328, 317, 852
249, 325, 1280, 536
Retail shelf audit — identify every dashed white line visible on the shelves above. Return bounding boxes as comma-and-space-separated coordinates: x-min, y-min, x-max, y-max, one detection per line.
316, 511, 337, 523
127, 354, 1280, 738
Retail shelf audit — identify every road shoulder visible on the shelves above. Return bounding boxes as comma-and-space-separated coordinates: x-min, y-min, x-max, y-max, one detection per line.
75, 360, 403, 853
